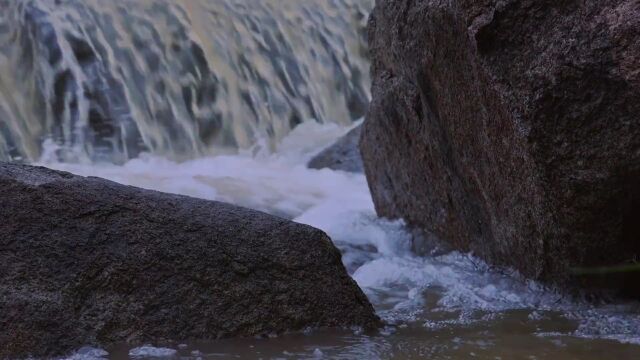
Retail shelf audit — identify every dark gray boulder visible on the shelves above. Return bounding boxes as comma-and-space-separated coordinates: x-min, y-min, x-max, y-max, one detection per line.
308, 125, 364, 173
0, 163, 379, 358
361, 0, 640, 294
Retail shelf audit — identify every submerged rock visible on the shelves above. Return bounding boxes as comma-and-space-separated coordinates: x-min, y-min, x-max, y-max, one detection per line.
308, 125, 364, 173
361, 0, 640, 294
0, 163, 379, 358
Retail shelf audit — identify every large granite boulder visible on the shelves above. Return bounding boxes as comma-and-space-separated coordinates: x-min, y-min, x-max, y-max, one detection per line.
0, 163, 379, 358
361, 0, 640, 292
308, 125, 364, 173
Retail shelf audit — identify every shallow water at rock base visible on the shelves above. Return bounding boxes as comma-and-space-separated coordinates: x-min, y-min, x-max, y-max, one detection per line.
103, 324, 640, 360
49, 123, 640, 360
100, 304, 640, 359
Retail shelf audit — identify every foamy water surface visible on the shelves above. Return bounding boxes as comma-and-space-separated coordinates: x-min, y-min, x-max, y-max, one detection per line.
42, 122, 640, 359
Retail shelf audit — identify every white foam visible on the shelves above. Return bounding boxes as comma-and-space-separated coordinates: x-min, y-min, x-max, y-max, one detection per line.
60, 346, 108, 360
313, 348, 324, 358
39, 121, 640, 347
128, 346, 177, 358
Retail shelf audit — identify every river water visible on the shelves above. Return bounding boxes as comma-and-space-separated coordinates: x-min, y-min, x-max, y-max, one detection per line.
43, 122, 640, 360
1, 1, 640, 359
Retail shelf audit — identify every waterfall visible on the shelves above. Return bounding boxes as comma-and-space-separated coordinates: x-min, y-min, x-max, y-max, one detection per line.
0, 0, 372, 163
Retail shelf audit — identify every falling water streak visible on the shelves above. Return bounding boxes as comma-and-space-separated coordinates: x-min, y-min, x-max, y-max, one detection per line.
0, 0, 372, 163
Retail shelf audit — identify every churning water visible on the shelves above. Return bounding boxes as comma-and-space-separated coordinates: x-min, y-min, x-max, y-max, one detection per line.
43, 122, 640, 360
1, 1, 640, 359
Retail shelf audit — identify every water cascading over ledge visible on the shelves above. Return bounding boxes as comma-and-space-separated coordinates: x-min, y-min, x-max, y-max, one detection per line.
0, 0, 372, 163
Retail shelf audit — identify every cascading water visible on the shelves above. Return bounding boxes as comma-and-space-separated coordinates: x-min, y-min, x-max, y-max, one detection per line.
0, 0, 371, 163
1, 1, 640, 359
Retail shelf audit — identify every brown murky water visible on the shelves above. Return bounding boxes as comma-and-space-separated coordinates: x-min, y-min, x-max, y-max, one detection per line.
106, 308, 640, 359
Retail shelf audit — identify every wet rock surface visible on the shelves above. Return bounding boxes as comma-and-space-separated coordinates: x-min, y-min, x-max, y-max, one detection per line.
0, 162, 379, 358
308, 125, 364, 173
361, 0, 640, 293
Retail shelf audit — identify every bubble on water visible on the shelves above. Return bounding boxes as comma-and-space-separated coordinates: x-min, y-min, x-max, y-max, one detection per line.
61, 346, 108, 360
128, 346, 177, 358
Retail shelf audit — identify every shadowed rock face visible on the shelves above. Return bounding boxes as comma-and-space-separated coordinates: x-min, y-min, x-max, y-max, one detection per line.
361, 0, 640, 293
308, 125, 364, 173
0, 163, 379, 358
